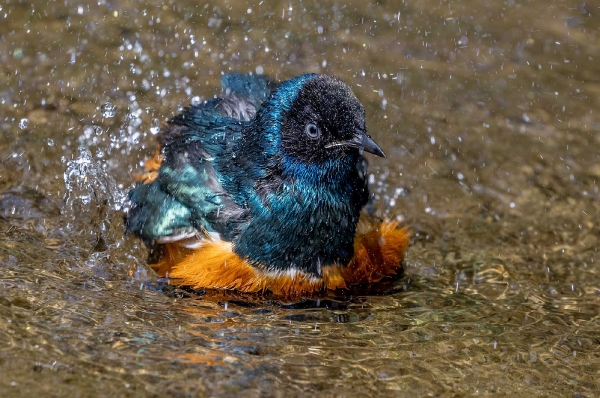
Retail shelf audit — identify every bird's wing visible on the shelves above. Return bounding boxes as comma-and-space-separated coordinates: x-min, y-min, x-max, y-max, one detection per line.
125, 74, 275, 246
125, 72, 280, 246
220, 72, 279, 108
125, 121, 249, 246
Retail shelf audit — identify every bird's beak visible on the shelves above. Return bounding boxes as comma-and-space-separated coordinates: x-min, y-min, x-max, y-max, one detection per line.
325, 129, 386, 158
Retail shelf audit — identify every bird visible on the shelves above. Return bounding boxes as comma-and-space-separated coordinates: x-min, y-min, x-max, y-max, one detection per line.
125, 72, 409, 298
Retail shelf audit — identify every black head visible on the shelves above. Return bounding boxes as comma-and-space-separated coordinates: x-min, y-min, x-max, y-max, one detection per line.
279, 75, 385, 164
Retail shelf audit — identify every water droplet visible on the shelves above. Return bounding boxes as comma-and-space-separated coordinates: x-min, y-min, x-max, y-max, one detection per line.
101, 102, 117, 118
316, 257, 322, 276
191, 96, 201, 106
150, 118, 160, 135
19, 118, 30, 129
63, 147, 125, 220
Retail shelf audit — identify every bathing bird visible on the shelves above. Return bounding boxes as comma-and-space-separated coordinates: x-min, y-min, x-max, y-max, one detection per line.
125, 72, 409, 298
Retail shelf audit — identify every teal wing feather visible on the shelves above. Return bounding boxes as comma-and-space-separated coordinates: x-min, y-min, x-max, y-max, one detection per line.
220, 72, 277, 108
125, 73, 277, 244
126, 180, 194, 240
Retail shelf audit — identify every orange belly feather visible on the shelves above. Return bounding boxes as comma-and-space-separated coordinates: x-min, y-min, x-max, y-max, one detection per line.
341, 220, 410, 285
151, 220, 409, 298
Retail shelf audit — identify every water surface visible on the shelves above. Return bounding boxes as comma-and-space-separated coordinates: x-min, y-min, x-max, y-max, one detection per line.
1, 0, 599, 396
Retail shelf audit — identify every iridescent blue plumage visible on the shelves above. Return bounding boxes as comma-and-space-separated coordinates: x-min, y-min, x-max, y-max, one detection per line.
126, 72, 385, 276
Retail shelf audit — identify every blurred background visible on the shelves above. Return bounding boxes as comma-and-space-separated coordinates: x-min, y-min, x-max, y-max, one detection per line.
0, 0, 599, 396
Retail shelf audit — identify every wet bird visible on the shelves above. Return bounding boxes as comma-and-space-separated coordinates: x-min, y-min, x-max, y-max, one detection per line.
126, 72, 409, 298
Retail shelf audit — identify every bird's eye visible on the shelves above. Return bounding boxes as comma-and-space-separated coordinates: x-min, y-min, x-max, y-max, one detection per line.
305, 123, 320, 139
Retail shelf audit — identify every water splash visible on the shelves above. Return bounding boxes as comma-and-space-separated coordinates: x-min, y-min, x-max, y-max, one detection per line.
78, 124, 103, 147
78, 96, 145, 162
64, 147, 125, 211
19, 118, 29, 129
62, 147, 127, 257
150, 118, 160, 134
101, 102, 117, 118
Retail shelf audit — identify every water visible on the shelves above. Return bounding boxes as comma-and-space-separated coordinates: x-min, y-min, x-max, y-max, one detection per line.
101, 102, 118, 119
1, 0, 599, 396
18, 118, 29, 130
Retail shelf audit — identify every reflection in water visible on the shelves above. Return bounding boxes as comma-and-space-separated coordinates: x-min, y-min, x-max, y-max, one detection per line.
0, 0, 599, 395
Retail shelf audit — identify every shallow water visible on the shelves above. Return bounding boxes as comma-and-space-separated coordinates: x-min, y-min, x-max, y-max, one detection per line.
1, 0, 599, 396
